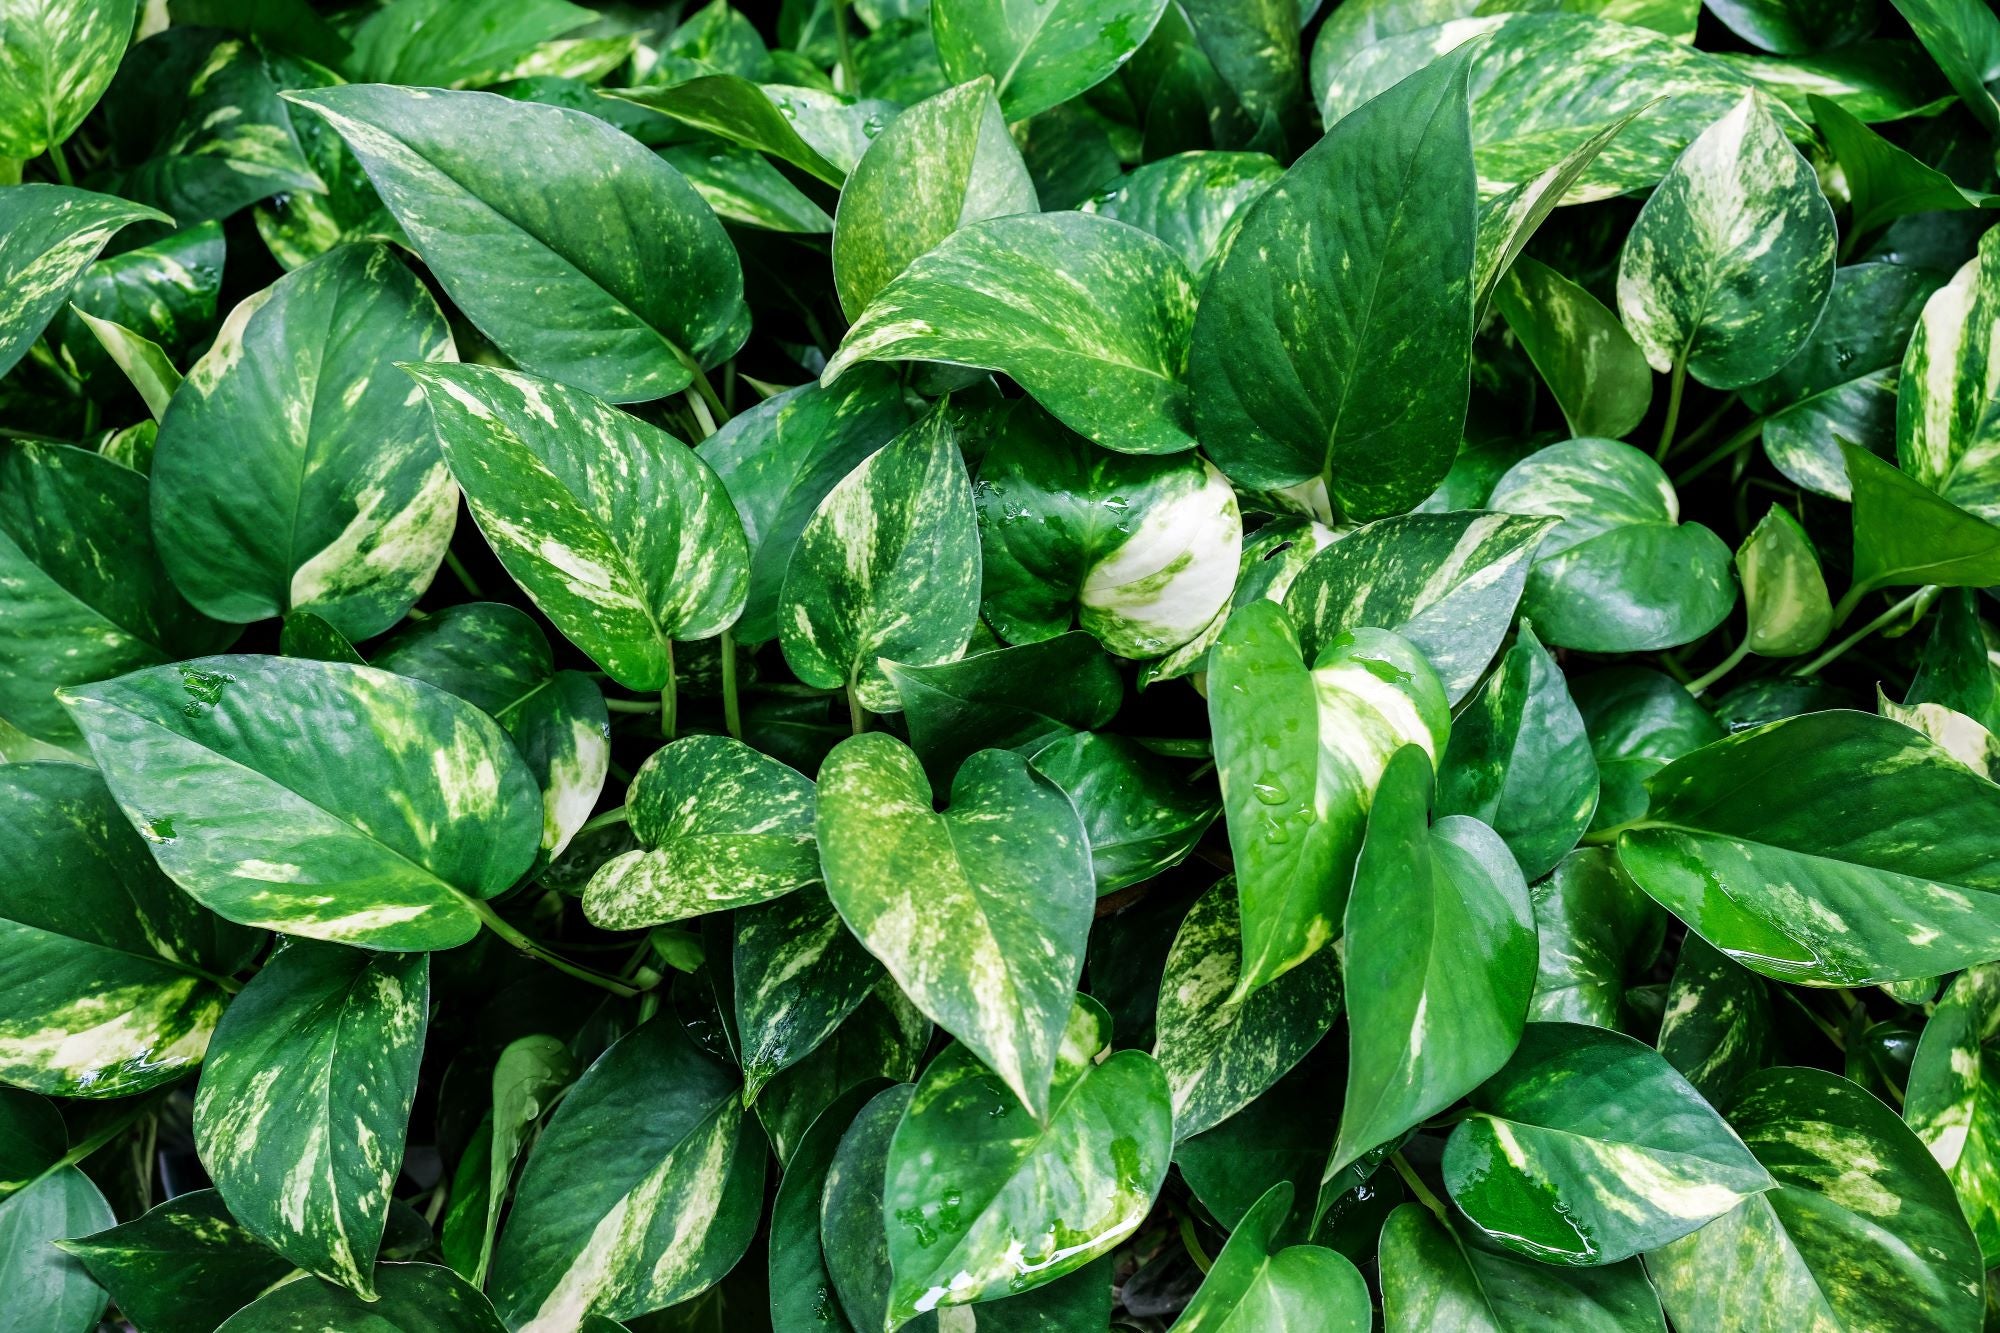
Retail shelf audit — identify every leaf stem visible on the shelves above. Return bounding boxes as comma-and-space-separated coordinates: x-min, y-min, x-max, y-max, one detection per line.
1685, 639, 1752, 696
1673, 415, 1764, 488
604, 697, 662, 714
578, 805, 628, 835
23, 1094, 167, 1196
442, 549, 482, 598
846, 682, 866, 736
672, 348, 729, 433
1177, 1211, 1214, 1274
831, 0, 858, 94
720, 629, 743, 741
1791, 586, 1937, 677
662, 640, 678, 743
1391, 1151, 1449, 1223
467, 898, 640, 998
1656, 361, 1687, 461
45, 140, 73, 186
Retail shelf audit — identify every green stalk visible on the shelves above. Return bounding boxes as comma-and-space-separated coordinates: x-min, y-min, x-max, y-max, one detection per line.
720, 628, 744, 741
846, 681, 867, 736
443, 549, 482, 598
468, 899, 640, 998
1673, 415, 1764, 487
1391, 1152, 1449, 1223
1655, 361, 1687, 461
578, 805, 628, 835
1684, 639, 1753, 696
831, 0, 858, 94
1791, 586, 1937, 677
662, 640, 678, 742
45, 140, 73, 186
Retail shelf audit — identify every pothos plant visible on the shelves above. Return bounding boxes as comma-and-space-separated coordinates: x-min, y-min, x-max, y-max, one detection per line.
7, 0, 2000, 1329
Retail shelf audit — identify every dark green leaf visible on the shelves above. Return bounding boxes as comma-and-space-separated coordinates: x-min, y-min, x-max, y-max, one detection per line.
58, 1189, 293, 1333
0, 185, 169, 381
885, 632, 1123, 782
1170, 1182, 1370, 1332
932, 0, 1172, 121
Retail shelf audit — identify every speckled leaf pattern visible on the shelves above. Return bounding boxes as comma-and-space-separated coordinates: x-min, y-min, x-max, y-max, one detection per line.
410, 363, 749, 691
0, 440, 232, 755
1282, 511, 1556, 704
1472, 108, 1644, 320
585, 734, 817, 929
490, 1019, 765, 1332
344, 0, 592, 85
1152, 877, 1342, 1141
0, 1161, 113, 1333
1170, 1183, 1371, 1332
193, 940, 428, 1295
285, 84, 747, 404
1082, 152, 1283, 279
71, 309, 180, 421
1904, 963, 2000, 1263
212, 1262, 510, 1332
60, 656, 542, 951
883, 997, 1172, 1321
1336, 748, 1536, 1176
817, 733, 1092, 1118
1437, 622, 1599, 879
735, 887, 880, 1103
0, 0, 134, 159
1647, 1066, 1985, 1331
1210, 603, 1451, 993
1491, 438, 1737, 653
56, 1189, 295, 1333
51, 217, 223, 399
1656, 935, 1770, 1102
1897, 227, 2000, 524
1192, 45, 1475, 517
0, 185, 168, 380
1879, 693, 2000, 780
760, 989, 929, 1169
1575, 667, 1723, 835
1494, 256, 1653, 442
1444, 1022, 1773, 1265
1892, 0, 2000, 130
778, 410, 981, 712
1028, 731, 1219, 894
932, 0, 1170, 121
824, 212, 1200, 456
834, 77, 1037, 320
151, 243, 458, 640
1619, 710, 2000, 985
1617, 93, 1835, 389
0, 763, 255, 1097
1528, 848, 1664, 1029
1735, 505, 1830, 656
973, 407, 1241, 659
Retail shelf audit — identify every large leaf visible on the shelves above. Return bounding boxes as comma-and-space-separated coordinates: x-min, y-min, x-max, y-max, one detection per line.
151, 243, 458, 639
778, 410, 981, 712
1648, 1066, 1985, 1331
1494, 255, 1653, 441
823, 212, 1200, 456
734, 887, 880, 1103
932, 0, 1171, 121
882, 997, 1172, 1321
1618, 709, 2000, 985
1209, 602, 1450, 993
1152, 877, 1343, 1141
1891, 0, 2000, 130
0, 763, 254, 1096
584, 734, 817, 929
1191, 45, 1475, 517
0, 185, 168, 380
213, 1263, 508, 1332
1333, 747, 1536, 1176
1445, 1023, 1771, 1265
61, 656, 542, 951
408, 363, 749, 691
0, 0, 134, 160
816, 732, 1094, 1119
1616, 93, 1835, 389
58, 1190, 294, 1333
490, 1019, 765, 1329
343, 0, 592, 86
1170, 1182, 1370, 1332
833, 77, 1038, 320
1282, 511, 1557, 703
1898, 225, 2000, 524
285, 84, 747, 404
193, 940, 426, 1295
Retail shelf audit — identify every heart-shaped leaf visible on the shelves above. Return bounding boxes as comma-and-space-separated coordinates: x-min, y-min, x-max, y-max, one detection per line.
1170, 1182, 1370, 1332
0, 0, 134, 161
58, 1190, 294, 1333
932, 0, 1172, 121
0, 185, 169, 380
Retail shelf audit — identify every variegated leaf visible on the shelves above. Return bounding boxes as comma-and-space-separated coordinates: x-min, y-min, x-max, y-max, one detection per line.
1528, 848, 1664, 1029
1657, 934, 1773, 1110
932, 0, 1171, 121
1209, 602, 1451, 993
734, 886, 879, 1103
883, 996, 1172, 1321
213, 1262, 509, 1332
70, 309, 179, 421
50, 217, 222, 395
0, 0, 134, 160
0, 763, 257, 1097
343, 0, 591, 86
1897, 226, 2000, 524
1444, 1022, 1773, 1265
253, 50, 404, 272
816, 732, 1093, 1119
491, 1019, 765, 1332
1735, 505, 1831, 656
57, 1189, 295, 1333
61, 656, 542, 951
1171, 1183, 1370, 1332
1152, 877, 1342, 1141
1082, 151, 1282, 280
152, 243, 458, 640
1880, 693, 2000, 780
0, 185, 168, 380
833, 77, 1037, 320
1472, 108, 1645, 320
1494, 255, 1653, 442
1142, 515, 1340, 687
585, 734, 817, 929
823, 212, 1200, 456
409, 363, 749, 692
778, 409, 981, 712
1905, 962, 2000, 1264
193, 939, 428, 1295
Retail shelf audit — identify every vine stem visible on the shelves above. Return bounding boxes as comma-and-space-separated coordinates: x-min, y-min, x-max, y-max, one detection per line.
830, 0, 858, 93
467, 899, 640, 999
846, 682, 866, 736
578, 805, 628, 835
1673, 415, 1764, 487
46, 139, 73, 186
442, 549, 482, 598
1178, 1212, 1214, 1274
1791, 586, 1937, 677
661, 640, 678, 743
24, 1094, 166, 1195
604, 697, 661, 714
720, 629, 744, 741
1391, 1152, 1449, 1223
1655, 361, 1687, 461
1685, 639, 1752, 696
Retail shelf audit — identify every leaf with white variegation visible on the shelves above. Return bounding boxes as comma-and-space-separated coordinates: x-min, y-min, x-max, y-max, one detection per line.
1082, 151, 1282, 279
194, 940, 428, 1296
1170, 1183, 1370, 1332
408, 363, 749, 692
61, 656, 542, 951
0, 185, 168, 381
816, 733, 1093, 1120
1030, 731, 1219, 894
932, 0, 1171, 121
214, 1263, 508, 1333
70, 308, 179, 421
1473, 108, 1646, 319
1897, 225, 2000, 524
1528, 848, 1664, 1029
1903, 963, 2000, 1264
1735, 505, 1831, 656
735, 887, 879, 1104
57, 1189, 294, 1333
1657, 933, 1772, 1110
0, 0, 134, 160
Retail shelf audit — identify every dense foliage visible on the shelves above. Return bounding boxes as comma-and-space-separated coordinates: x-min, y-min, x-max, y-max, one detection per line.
9, 0, 2000, 1329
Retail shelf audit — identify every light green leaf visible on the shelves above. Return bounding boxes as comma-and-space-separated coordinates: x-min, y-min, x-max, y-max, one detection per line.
1735, 505, 1831, 656
1880, 692, 2000, 780
1082, 151, 1283, 280
152, 244, 457, 639
0, 185, 169, 380
1657, 934, 1773, 1107
57, 1189, 295, 1333
610, 77, 894, 186
1897, 226, 2000, 524
1618, 709, 2000, 985
1029, 731, 1220, 894
1890, 0, 2000, 129
478, 1035, 578, 1286
932, 0, 1171, 121
491, 1020, 765, 1330
409, 363, 749, 691
213, 1263, 509, 1332
886, 632, 1124, 783
1444, 1022, 1773, 1265
1648, 1066, 1985, 1331
61, 656, 542, 951
1494, 255, 1652, 441
1210, 602, 1450, 993
1527, 847, 1664, 1028
585, 734, 817, 929
734, 886, 879, 1103
0, 1162, 113, 1333
824, 212, 1199, 456
1845, 443, 2000, 598
69, 308, 180, 422
0, 0, 134, 160
1282, 511, 1558, 704
778, 409, 981, 712
1152, 877, 1343, 1141
1437, 622, 1599, 879
1192, 44, 1474, 516
834, 77, 1037, 321
1333, 747, 1536, 1176
343, 0, 593, 87
194, 940, 428, 1294
972, 404, 1241, 658
816, 732, 1093, 1119
285, 84, 746, 404
1905, 963, 2000, 1265
1170, 1182, 1370, 1332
